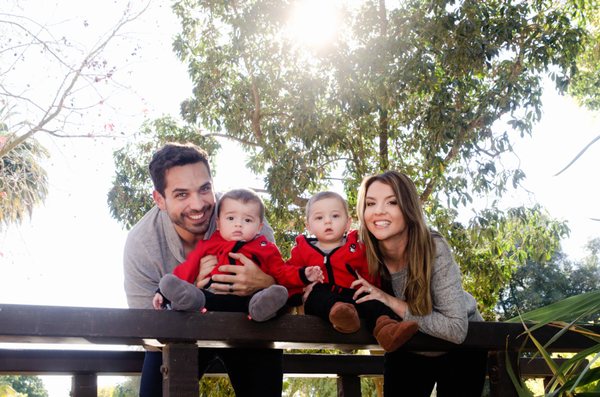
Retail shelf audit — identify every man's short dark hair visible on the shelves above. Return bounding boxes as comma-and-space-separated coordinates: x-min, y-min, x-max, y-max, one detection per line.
149, 143, 211, 196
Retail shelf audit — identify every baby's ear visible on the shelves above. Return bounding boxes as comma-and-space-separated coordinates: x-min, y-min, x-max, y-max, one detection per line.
345, 216, 352, 231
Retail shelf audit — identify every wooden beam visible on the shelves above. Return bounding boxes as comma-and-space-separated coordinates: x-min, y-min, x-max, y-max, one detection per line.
71, 373, 97, 397
162, 343, 199, 397
0, 304, 597, 352
0, 349, 570, 379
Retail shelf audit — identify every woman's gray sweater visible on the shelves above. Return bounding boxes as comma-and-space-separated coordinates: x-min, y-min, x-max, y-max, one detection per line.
390, 235, 482, 346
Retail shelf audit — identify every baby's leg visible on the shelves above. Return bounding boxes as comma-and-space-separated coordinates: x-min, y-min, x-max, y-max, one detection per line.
159, 274, 206, 311
248, 285, 288, 322
304, 284, 360, 333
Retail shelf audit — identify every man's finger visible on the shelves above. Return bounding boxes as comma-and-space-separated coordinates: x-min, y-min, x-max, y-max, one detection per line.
228, 252, 253, 266
195, 277, 211, 289
211, 273, 237, 284
214, 264, 240, 275
206, 281, 235, 295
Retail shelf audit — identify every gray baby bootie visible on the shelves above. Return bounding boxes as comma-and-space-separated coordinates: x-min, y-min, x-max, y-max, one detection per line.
248, 285, 288, 322
159, 274, 206, 311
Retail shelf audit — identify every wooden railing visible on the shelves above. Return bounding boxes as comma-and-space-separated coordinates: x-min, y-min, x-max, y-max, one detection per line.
0, 304, 598, 397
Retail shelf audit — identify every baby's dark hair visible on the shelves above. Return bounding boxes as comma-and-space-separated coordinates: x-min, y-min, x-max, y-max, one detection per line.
149, 143, 210, 196
305, 191, 349, 218
218, 188, 265, 220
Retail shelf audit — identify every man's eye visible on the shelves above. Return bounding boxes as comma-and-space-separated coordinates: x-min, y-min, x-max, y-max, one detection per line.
200, 185, 212, 193
175, 193, 187, 199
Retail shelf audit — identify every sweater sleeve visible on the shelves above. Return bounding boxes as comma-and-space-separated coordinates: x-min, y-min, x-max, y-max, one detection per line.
401, 237, 469, 344
123, 232, 164, 310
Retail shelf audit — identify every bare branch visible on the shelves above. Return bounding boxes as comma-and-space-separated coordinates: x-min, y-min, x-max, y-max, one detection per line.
0, 2, 150, 158
201, 132, 261, 149
554, 134, 600, 176
0, 15, 73, 73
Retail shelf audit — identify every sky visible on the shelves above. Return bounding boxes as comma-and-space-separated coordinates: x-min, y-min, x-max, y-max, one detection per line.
1, 0, 599, 395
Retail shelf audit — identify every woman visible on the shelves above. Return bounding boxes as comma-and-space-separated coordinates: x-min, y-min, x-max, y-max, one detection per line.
351, 171, 487, 396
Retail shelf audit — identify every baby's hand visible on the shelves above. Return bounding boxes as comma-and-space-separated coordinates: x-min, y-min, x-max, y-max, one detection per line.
305, 266, 324, 283
152, 293, 164, 310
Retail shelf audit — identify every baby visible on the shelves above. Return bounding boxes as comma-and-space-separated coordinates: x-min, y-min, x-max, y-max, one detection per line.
153, 188, 322, 321
284, 191, 418, 352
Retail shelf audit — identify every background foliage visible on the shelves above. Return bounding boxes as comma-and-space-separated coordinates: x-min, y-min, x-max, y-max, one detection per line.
108, 0, 598, 319
0, 121, 48, 230
498, 238, 600, 321
0, 375, 48, 397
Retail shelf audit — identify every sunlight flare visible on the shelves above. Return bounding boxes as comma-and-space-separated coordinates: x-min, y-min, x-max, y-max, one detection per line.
286, 0, 340, 47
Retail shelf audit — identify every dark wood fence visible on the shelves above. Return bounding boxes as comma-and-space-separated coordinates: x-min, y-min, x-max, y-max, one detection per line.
0, 304, 598, 396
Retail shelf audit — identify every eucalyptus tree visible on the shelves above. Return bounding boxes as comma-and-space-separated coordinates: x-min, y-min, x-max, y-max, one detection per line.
110, 0, 593, 314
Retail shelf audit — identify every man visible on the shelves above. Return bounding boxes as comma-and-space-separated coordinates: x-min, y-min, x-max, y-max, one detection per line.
123, 142, 283, 396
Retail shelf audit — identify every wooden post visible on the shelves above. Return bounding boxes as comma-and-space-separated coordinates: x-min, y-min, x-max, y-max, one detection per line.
337, 374, 361, 397
162, 343, 199, 397
488, 351, 520, 397
70, 373, 97, 397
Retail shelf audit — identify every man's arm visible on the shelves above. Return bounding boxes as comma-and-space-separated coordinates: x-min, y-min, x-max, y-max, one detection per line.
123, 234, 163, 310
209, 252, 275, 296
260, 217, 275, 243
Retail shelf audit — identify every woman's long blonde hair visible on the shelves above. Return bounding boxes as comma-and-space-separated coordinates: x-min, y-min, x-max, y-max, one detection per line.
357, 171, 435, 316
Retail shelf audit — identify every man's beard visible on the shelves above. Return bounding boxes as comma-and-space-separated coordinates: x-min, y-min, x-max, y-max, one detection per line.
172, 205, 213, 237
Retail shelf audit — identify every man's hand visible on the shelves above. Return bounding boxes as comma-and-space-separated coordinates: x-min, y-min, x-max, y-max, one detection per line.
195, 254, 218, 288
209, 252, 275, 296
152, 293, 164, 310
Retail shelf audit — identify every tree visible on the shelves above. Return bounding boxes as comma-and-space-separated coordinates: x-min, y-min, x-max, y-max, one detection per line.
498, 237, 600, 321
0, 132, 48, 230
555, 3, 600, 187
110, 0, 591, 314
107, 116, 220, 230
568, 3, 600, 111
171, 0, 589, 204
0, 375, 48, 397
111, 376, 141, 397
0, 383, 24, 397
0, 108, 47, 229
0, 1, 149, 228
438, 204, 569, 318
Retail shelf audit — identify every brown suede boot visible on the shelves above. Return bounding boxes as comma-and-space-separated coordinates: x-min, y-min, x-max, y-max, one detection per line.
373, 315, 419, 352
328, 302, 360, 333
373, 315, 397, 335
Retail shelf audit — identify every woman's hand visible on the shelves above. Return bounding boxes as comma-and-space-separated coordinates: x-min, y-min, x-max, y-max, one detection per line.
351, 276, 385, 304
209, 252, 275, 296
351, 275, 408, 318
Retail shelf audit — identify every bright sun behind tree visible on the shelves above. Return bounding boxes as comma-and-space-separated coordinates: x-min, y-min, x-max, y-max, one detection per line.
285, 0, 340, 47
